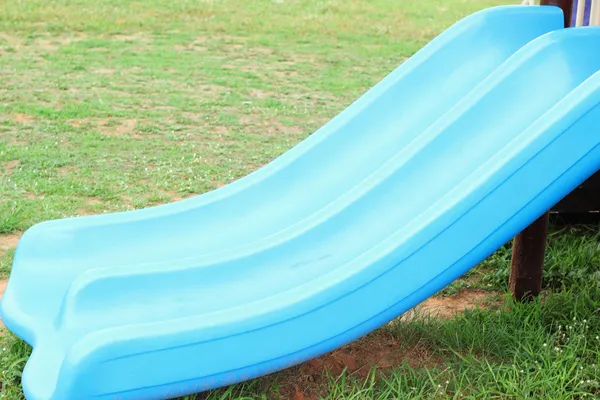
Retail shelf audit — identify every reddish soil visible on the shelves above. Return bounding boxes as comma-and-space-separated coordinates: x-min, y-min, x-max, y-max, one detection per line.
275, 332, 440, 400
274, 290, 499, 399
13, 113, 34, 124
4, 160, 20, 175
406, 289, 497, 319
0, 234, 20, 251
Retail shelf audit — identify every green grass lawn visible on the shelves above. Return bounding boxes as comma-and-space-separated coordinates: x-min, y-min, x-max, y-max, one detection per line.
1, 0, 600, 399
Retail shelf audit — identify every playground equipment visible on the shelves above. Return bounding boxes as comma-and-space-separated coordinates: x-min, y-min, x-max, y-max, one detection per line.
3, 4, 600, 400
509, 0, 600, 301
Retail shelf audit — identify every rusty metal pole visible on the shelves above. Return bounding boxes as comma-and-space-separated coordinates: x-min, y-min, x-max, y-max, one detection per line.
509, 0, 573, 302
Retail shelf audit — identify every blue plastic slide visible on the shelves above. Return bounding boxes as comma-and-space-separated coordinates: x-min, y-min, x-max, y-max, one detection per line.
4, 5, 600, 400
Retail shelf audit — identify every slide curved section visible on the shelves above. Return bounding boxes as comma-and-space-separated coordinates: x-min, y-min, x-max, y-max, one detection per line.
7, 6, 600, 400
1, 7, 563, 352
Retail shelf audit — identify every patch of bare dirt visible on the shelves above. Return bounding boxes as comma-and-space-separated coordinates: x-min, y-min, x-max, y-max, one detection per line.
181, 112, 205, 122
104, 33, 152, 52
281, 90, 338, 104
153, 105, 178, 112
4, 160, 20, 175
190, 44, 208, 52
221, 35, 247, 41
209, 34, 248, 43
0, 234, 21, 251
305, 334, 437, 377
6, 136, 28, 146
110, 33, 152, 43
405, 289, 499, 319
197, 83, 227, 95
253, 47, 274, 55
173, 35, 213, 51
35, 38, 61, 51
175, 35, 243, 51
153, 190, 194, 203
85, 197, 102, 207
224, 43, 245, 50
23, 34, 83, 52
101, 119, 138, 136
285, 52, 319, 64
120, 193, 134, 207
68, 117, 104, 128
162, 191, 184, 201
213, 126, 229, 135
272, 68, 299, 78
173, 83, 225, 100
0, 33, 23, 47
190, 35, 209, 44
76, 197, 104, 216
93, 68, 115, 75
224, 63, 262, 74
278, 331, 441, 399
13, 113, 34, 124
125, 66, 145, 73
239, 114, 304, 136
272, 290, 499, 399
249, 88, 274, 99
57, 165, 80, 177
117, 119, 138, 135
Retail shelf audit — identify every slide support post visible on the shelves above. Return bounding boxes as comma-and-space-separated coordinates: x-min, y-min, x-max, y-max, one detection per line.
509, 213, 549, 301
509, 0, 573, 302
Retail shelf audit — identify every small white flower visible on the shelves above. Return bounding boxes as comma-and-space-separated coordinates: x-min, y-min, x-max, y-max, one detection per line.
543, 343, 547, 347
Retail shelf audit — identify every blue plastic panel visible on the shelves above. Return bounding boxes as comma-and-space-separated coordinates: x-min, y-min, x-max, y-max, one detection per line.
6, 6, 600, 400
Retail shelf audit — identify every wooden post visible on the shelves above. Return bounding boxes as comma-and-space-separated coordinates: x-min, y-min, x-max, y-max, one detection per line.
509, 213, 549, 300
509, 0, 573, 302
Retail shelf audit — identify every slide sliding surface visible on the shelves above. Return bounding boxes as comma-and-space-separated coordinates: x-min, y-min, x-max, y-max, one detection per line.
7, 5, 600, 400
1, 6, 562, 341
